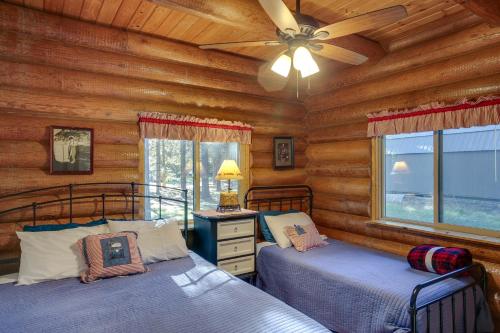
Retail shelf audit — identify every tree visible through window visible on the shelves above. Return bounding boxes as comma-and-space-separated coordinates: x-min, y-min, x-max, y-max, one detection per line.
144, 139, 241, 220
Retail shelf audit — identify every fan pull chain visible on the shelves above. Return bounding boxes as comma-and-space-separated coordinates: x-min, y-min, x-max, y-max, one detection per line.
296, 70, 299, 100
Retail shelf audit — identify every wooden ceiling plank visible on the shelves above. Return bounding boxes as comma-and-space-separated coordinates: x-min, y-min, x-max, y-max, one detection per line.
5, 0, 23, 5
127, 1, 157, 31
80, 0, 105, 22
141, 6, 172, 33
155, 11, 186, 36
167, 14, 199, 40
96, 0, 123, 25
180, 17, 212, 41
454, 0, 500, 25
24, 0, 44, 10
62, 0, 84, 17
111, 0, 142, 27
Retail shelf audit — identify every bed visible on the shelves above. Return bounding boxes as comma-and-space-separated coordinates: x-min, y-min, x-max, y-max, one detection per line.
245, 185, 494, 333
0, 182, 329, 333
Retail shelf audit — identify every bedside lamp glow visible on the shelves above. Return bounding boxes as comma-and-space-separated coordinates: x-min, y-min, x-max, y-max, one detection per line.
391, 161, 410, 175
215, 160, 243, 212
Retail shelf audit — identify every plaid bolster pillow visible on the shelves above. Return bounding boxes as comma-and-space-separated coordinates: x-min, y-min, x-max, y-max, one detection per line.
407, 244, 472, 275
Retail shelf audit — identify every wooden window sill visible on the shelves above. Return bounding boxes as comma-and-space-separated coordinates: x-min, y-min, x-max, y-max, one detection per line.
370, 220, 500, 249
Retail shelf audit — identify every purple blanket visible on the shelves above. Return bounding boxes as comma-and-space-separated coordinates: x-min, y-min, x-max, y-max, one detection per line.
256, 239, 494, 333
0, 252, 329, 333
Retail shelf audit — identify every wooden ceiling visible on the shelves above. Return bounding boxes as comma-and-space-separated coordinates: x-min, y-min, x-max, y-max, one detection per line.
4, 0, 480, 62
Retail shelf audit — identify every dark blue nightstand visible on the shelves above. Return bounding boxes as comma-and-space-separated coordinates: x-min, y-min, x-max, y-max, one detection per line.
192, 209, 258, 278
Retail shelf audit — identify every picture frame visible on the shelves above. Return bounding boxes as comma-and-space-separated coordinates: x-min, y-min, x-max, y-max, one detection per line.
49, 126, 94, 175
273, 136, 294, 170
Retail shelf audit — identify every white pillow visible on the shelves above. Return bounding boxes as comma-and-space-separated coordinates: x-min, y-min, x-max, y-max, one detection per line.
265, 212, 314, 248
108, 219, 188, 264
16, 224, 110, 286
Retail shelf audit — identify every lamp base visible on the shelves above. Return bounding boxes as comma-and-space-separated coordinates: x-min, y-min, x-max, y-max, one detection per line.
216, 191, 241, 213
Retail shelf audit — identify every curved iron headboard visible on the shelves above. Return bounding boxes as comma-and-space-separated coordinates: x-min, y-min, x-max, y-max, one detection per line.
0, 182, 189, 239
244, 184, 313, 216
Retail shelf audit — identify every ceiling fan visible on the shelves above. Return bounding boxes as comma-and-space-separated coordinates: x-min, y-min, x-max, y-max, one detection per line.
199, 0, 408, 90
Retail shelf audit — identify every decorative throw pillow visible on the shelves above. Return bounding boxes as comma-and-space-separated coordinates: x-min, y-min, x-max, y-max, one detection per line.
284, 223, 328, 252
407, 244, 472, 275
258, 210, 299, 243
265, 212, 314, 248
108, 219, 188, 264
79, 232, 148, 283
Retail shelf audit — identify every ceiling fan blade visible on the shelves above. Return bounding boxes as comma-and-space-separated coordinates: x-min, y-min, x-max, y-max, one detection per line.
312, 6, 408, 40
199, 40, 282, 50
258, 0, 300, 36
311, 44, 368, 65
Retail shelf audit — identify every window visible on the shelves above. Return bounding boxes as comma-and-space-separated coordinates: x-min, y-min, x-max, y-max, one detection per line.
144, 139, 245, 221
380, 125, 500, 233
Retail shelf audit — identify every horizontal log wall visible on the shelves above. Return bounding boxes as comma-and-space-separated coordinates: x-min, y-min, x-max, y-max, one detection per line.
0, 4, 306, 257
305, 22, 500, 324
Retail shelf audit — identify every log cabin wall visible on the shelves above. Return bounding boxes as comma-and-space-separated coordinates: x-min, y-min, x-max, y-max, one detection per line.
0, 3, 307, 258
305, 21, 500, 325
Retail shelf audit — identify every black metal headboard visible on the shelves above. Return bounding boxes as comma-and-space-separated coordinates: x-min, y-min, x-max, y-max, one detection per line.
244, 185, 313, 216
0, 182, 189, 239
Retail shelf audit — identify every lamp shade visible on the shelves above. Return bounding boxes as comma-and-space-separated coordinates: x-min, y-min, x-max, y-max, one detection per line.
215, 160, 243, 180
391, 161, 410, 174
271, 54, 292, 78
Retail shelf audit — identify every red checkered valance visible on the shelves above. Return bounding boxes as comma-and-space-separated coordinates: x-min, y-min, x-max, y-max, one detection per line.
367, 96, 500, 137
138, 113, 252, 144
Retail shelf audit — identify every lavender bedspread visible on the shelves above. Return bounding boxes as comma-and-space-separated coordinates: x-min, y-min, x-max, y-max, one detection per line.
0, 252, 329, 333
256, 239, 494, 333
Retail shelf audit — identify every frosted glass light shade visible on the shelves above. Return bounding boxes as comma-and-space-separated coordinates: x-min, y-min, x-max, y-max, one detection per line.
271, 54, 292, 78
293, 46, 319, 78
215, 160, 243, 180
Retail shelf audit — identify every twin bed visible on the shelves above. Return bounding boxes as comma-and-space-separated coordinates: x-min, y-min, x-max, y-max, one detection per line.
0, 183, 494, 332
246, 185, 494, 333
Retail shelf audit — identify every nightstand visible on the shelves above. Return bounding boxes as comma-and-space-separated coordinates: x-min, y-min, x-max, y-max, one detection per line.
192, 209, 258, 278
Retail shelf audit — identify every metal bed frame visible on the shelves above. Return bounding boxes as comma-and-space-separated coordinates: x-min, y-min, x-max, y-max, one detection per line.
245, 184, 488, 333
0, 182, 189, 264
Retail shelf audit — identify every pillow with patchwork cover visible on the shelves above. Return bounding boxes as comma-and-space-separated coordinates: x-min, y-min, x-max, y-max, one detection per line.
79, 231, 148, 283
284, 223, 328, 252
407, 244, 472, 275
258, 210, 299, 242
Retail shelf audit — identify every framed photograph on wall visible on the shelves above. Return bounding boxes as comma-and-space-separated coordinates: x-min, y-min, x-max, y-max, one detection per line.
273, 136, 294, 170
50, 126, 94, 175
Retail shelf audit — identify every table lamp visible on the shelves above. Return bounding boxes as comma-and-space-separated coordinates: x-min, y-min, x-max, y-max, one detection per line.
215, 160, 243, 212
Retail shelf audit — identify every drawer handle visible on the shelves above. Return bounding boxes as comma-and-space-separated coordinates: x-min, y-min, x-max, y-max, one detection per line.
234, 264, 238, 271
234, 246, 238, 252
234, 226, 238, 233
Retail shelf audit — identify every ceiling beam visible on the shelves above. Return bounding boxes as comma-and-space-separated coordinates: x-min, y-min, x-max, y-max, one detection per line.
454, 0, 500, 25
150, 0, 385, 60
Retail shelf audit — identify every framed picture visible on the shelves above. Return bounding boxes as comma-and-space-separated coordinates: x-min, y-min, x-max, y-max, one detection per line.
273, 136, 294, 170
50, 126, 94, 175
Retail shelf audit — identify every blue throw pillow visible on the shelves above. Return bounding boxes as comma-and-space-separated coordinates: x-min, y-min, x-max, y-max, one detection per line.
23, 218, 107, 232
258, 210, 299, 242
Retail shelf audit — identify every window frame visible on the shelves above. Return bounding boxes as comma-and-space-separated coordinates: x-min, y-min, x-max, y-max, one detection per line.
142, 139, 249, 220
374, 131, 500, 238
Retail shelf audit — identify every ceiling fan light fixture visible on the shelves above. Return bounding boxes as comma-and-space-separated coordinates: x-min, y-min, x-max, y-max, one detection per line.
293, 46, 319, 78
271, 53, 292, 78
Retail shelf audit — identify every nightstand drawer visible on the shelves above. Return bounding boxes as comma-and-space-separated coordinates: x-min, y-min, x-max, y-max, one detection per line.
218, 255, 254, 275
217, 237, 254, 260
217, 219, 254, 240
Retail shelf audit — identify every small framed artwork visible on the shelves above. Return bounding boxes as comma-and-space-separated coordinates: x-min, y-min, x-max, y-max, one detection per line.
49, 126, 94, 175
273, 136, 294, 170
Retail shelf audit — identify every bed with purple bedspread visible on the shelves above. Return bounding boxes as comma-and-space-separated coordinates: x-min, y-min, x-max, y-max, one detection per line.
0, 252, 329, 333
256, 239, 494, 333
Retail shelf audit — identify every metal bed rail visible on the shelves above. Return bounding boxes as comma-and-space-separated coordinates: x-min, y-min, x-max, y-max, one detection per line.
244, 184, 313, 216
409, 263, 487, 333
0, 182, 189, 240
